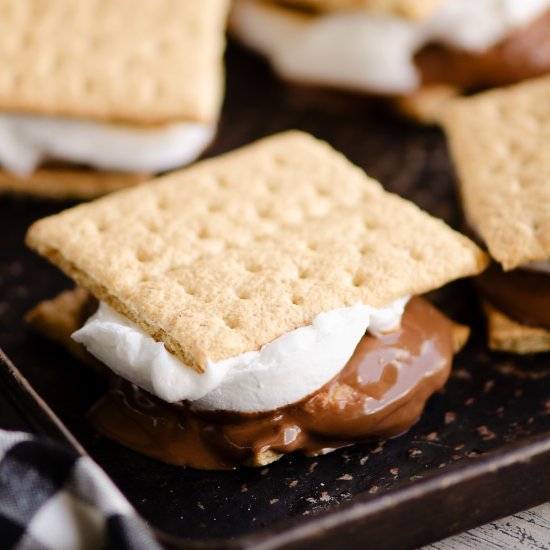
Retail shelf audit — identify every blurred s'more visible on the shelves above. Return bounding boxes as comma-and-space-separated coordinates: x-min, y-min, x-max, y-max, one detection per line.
0, 0, 229, 199
230, 0, 550, 122
443, 75, 550, 354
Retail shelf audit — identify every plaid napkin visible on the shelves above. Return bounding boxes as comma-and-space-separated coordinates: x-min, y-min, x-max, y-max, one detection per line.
0, 430, 161, 550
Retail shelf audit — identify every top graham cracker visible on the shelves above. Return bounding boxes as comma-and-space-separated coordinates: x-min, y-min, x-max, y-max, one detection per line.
0, 0, 229, 124
276, 0, 442, 19
27, 131, 486, 372
443, 75, 550, 271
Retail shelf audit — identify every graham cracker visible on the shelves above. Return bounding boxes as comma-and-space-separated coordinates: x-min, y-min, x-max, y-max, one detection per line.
395, 84, 460, 125
484, 302, 550, 354
452, 323, 470, 354
26, 131, 487, 372
0, 167, 148, 199
26, 288, 101, 368
442, 75, 550, 270
275, 0, 441, 19
0, 0, 229, 124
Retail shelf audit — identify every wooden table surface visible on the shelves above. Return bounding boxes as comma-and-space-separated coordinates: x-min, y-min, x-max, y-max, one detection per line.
425, 503, 550, 549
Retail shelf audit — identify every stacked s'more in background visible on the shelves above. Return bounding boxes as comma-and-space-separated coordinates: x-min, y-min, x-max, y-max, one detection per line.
26, 132, 487, 469
230, 0, 550, 121
443, 76, 550, 354
0, 0, 229, 199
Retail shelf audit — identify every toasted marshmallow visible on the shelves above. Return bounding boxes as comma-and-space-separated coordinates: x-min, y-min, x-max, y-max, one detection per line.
0, 113, 215, 176
72, 296, 410, 413
231, 0, 550, 94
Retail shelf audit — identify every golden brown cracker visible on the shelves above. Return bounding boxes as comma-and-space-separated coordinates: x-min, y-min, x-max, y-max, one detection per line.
26, 288, 100, 367
452, 323, 470, 354
0, 0, 229, 124
0, 167, 148, 199
443, 75, 550, 270
26, 131, 487, 372
484, 302, 550, 354
395, 84, 460, 125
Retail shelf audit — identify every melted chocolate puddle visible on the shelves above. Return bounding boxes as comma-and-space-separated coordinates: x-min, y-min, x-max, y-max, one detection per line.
416, 9, 550, 90
89, 297, 455, 469
476, 263, 550, 330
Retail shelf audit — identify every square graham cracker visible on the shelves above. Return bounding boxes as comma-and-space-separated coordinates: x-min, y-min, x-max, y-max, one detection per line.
442, 75, 550, 271
26, 288, 102, 368
275, 0, 441, 19
484, 302, 550, 354
26, 131, 487, 372
0, 0, 229, 124
0, 167, 149, 199
395, 84, 460, 125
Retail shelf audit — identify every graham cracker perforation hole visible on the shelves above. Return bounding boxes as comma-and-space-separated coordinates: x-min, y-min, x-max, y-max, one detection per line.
265, 181, 278, 193
257, 205, 274, 219
223, 315, 241, 330
291, 295, 304, 306
244, 261, 262, 273
364, 219, 379, 231
273, 154, 288, 167
176, 281, 197, 297
359, 244, 373, 255
533, 220, 544, 234
409, 248, 426, 262
352, 272, 368, 287
88, 34, 105, 50
9, 72, 25, 91
82, 76, 98, 95
157, 198, 170, 210
234, 288, 251, 300
217, 175, 231, 189
144, 218, 162, 233
208, 201, 223, 213
136, 248, 154, 263
298, 267, 312, 279
18, 30, 36, 50
198, 227, 211, 239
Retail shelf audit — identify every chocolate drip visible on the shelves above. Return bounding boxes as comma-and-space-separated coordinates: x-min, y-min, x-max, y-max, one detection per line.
416, 10, 550, 90
476, 263, 550, 330
89, 297, 455, 469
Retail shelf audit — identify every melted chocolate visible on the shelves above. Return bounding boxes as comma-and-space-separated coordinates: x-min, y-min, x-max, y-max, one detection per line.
89, 297, 455, 469
476, 263, 550, 330
416, 10, 550, 90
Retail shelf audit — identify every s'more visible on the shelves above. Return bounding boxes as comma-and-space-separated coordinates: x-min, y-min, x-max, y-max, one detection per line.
26, 132, 487, 469
230, 0, 550, 122
0, 0, 229, 199
443, 76, 550, 354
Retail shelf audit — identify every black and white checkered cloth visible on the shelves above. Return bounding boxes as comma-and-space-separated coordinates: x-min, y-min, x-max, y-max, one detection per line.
0, 430, 161, 550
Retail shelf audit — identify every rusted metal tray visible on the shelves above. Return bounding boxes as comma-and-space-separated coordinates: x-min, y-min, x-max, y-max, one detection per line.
1, 42, 550, 549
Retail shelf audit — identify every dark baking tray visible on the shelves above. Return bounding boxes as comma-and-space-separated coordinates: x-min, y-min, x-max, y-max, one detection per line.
1, 42, 550, 549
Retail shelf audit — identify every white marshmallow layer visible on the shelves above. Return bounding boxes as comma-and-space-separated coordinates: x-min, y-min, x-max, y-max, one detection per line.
72, 297, 410, 413
0, 113, 215, 176
231, 0, 550, 94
